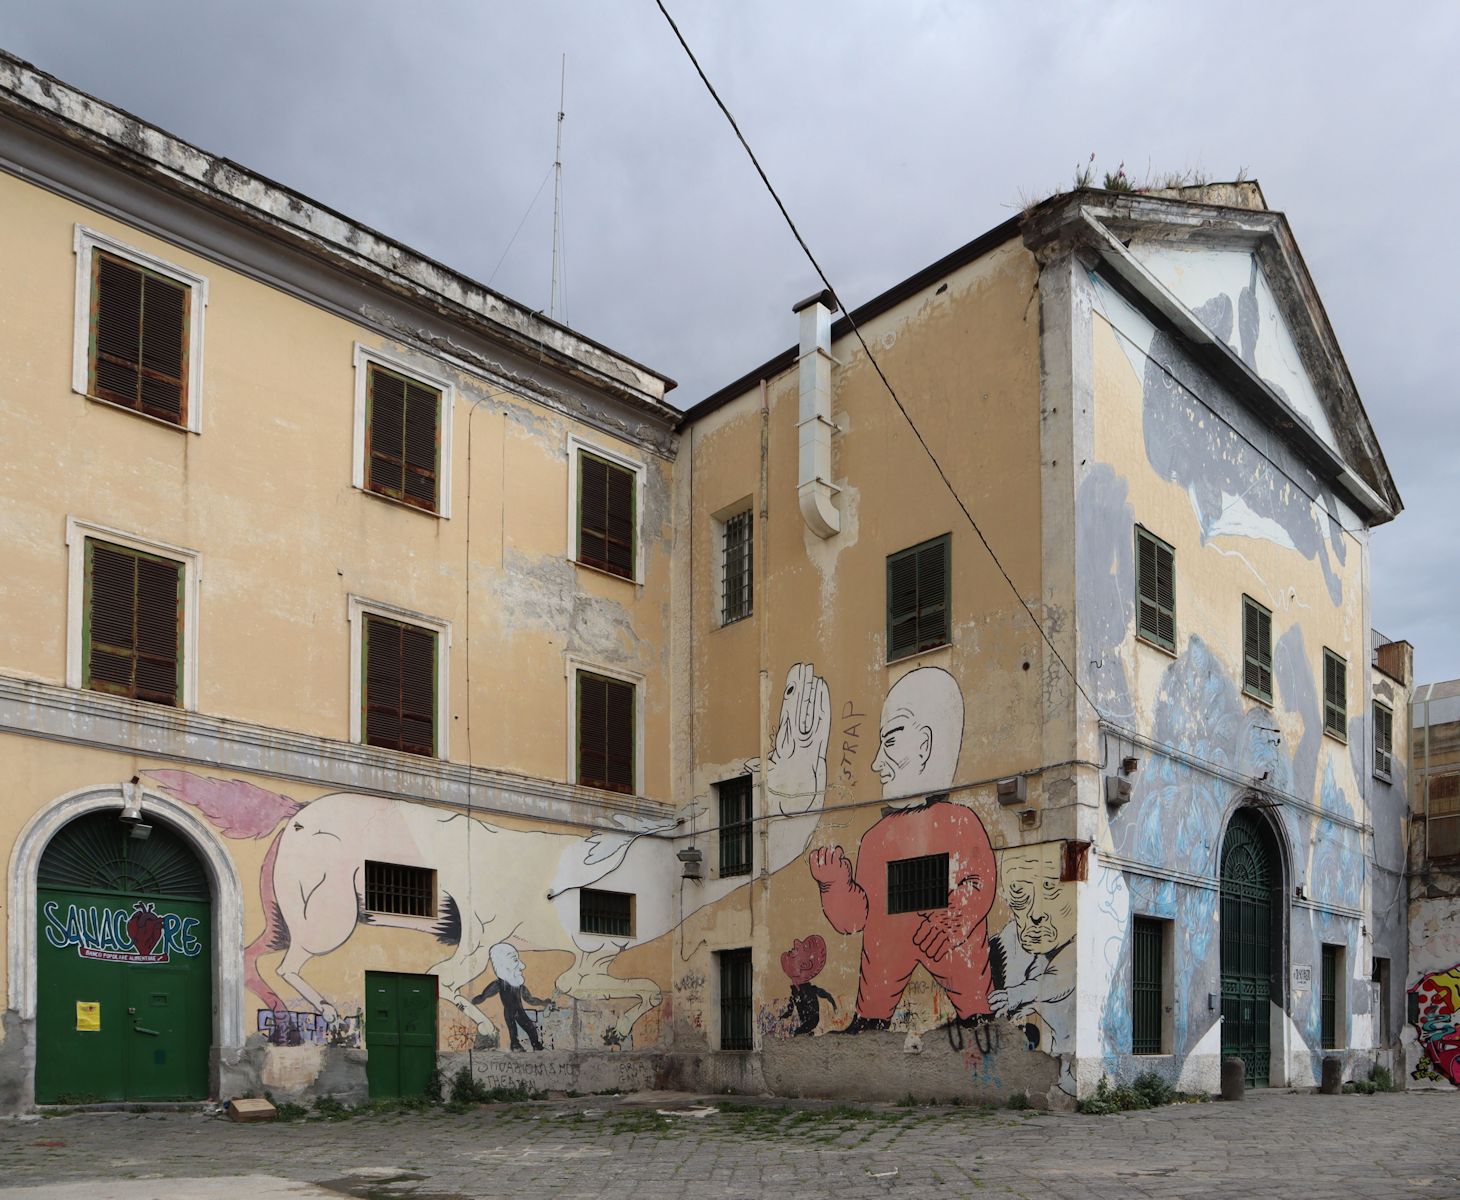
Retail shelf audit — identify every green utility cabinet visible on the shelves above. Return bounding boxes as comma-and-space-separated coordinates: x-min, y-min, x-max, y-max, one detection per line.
365, 971, 438, 1099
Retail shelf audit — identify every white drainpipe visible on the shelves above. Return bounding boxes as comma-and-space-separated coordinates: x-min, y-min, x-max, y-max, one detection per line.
794, 290, 840, 538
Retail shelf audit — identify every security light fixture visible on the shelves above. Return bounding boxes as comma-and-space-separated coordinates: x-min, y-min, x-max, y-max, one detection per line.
996, 776, 1027, 806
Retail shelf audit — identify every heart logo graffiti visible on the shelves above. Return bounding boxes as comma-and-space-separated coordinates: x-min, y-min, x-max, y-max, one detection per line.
126, 901, 165, 957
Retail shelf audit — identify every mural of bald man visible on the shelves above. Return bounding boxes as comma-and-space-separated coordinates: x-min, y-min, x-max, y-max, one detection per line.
809, 667, 997, 1032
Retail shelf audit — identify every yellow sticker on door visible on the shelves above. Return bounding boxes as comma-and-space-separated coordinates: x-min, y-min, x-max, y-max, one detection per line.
75, 1001, 100, 1032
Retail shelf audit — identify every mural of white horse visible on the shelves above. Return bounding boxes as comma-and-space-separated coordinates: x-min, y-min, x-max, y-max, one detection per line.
150, 662, 830, 1047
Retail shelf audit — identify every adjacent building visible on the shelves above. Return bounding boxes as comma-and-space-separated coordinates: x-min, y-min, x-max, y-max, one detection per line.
0, 50, 1418, 1111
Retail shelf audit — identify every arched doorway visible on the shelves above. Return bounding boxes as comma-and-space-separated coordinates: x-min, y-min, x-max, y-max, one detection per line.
1219, 807, 1283, 1087
34, 811, 212, 1102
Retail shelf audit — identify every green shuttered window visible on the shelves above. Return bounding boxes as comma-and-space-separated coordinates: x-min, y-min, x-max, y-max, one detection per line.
1135, 526, 1175, 652
578, 451, 636, 580
717, 775, 753, 877
366, 363, 441, 512
1132, 917, 1165, 1055
89, 250, 190, 426
887, 534, 950, 661
363, 614, 438, 757
1323, 649, 1347, 740
719, 948, 753, 1050
1373, 702, 1393, 780
84, 538, 183, 706
577, 670, 635, 793
1242, 596, 1273, 703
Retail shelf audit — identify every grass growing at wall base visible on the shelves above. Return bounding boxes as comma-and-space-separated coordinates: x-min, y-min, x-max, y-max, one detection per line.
1076, 1072, 1208, 1114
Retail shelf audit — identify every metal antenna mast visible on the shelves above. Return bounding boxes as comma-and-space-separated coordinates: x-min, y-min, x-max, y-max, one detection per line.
549, 55, 566, 323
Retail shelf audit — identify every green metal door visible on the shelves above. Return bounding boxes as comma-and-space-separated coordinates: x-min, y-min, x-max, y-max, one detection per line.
35, 812, 211, 1103
1220, 809, 1274, 1087
366, 971, 437, 1099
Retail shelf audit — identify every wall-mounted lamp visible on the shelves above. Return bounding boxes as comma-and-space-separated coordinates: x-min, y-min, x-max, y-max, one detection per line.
1120, 756, 1140, 776
676, 846, 704, 881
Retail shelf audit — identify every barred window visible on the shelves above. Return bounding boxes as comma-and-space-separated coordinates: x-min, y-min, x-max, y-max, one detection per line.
886, 853, 949, 915
719, 948, 753, 1051
580, 888, 633, 937
1131, 917, 1165, 1055
717, 775, 753, 877
721, 509, 753, 625
364, 861, 435, 918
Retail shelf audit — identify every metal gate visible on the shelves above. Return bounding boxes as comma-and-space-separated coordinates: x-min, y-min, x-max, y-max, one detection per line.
1220, 808, 1275, 1086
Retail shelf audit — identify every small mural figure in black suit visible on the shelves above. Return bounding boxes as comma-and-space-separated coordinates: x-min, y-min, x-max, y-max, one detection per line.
472, 942, 551, 1051
779, 934, 837, 1036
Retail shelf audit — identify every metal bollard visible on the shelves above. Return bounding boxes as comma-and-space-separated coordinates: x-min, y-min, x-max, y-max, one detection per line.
1320, 1055, 1343, 1094
1220, 1056, 1245, 1101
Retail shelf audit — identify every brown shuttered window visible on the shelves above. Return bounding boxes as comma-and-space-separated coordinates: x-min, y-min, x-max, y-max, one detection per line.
89, 251, 190, 425
84, 539, 183, 706
577, 670, 635, 793
1136, 526, 1176, 652
887, 534, 950, 661
1242, 596, 1273, 703
578, 451, 636, 580
363, 614, 438, 757
1323, 649, 1347, 741
366, 363, 441, 512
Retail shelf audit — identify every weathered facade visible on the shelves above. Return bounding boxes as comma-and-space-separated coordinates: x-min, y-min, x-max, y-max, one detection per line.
1407, 676, 1460, 1089
0, 49, 1416, 1113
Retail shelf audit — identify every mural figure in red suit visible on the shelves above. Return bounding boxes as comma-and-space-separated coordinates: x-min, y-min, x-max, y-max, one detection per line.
809, 667, 996, 1032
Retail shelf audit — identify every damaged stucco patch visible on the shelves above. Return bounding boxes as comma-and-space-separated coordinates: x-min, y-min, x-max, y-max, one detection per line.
490, 550, 642, 667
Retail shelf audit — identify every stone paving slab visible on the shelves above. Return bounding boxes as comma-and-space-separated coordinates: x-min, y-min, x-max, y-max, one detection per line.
0, 1090, 1455, 1200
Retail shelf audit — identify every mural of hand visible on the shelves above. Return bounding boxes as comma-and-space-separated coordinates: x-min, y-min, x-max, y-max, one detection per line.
766, 663, 830, 815
808, 846, 852, 890
912, 916, 951, 961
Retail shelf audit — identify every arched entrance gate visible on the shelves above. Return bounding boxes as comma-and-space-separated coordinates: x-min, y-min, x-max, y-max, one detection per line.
34, 811, 211, 1102
1219, 807, 1283, 1087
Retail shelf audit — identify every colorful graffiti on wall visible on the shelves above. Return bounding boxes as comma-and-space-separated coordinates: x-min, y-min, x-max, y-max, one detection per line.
1409, 964, 1460, 1085
809, 667, 999, 1033
146, 662, 832, 1052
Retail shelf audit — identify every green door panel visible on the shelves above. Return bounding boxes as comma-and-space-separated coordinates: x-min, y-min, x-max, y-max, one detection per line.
35, 813, 211, 1104
366, 971, 436, 1099
1220, 810, 1275, 1087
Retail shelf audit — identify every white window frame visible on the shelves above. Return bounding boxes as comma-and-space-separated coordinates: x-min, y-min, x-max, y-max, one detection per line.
566, 434, 646, 583
348, 594, 452, 758
65, 516, 203, 711
711, 497, 755, 628
72, 225, 209, 434
351, 343, 457, 519
565, 654, 645, 795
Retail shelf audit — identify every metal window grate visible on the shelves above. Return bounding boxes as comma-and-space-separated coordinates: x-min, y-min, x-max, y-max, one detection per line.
886, 853, 949, 915
1321, 944, 1340, 1050
719, 948, 753, 1050
1373, 702, 1393, 779
721, 509, 753, 624
717, 775, 753, 877
1136, 526, 1176, 651
886, 534, 951, 661
1323, 650, 1347, 739
364, 861, 435, 918
1429, 774, 1460, 861
580, 888, 633, 937
1132, 917, 1165, 1054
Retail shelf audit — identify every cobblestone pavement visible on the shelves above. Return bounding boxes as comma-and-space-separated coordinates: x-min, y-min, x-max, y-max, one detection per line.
0, 1089, 1456, 1200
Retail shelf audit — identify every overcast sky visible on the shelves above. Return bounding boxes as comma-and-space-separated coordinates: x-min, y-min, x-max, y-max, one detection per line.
4, 1, 1455, 679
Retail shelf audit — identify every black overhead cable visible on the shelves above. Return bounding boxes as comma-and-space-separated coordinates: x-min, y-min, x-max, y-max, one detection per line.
653, 0, 1106, 725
